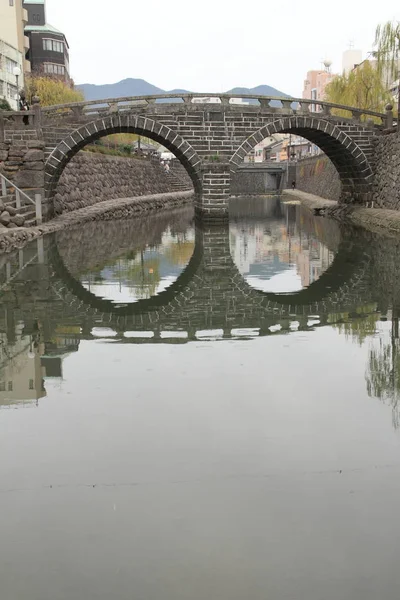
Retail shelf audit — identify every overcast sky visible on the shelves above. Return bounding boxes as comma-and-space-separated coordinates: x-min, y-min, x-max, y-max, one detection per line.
46, 0, 400, 96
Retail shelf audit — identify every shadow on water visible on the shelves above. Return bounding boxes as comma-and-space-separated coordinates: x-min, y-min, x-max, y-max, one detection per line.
1, 196, 400, 426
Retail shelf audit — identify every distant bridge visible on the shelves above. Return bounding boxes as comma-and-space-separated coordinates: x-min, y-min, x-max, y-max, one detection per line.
2, 93, 395, 219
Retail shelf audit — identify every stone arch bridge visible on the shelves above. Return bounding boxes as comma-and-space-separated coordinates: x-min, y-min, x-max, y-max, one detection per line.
1, 93, 394, 219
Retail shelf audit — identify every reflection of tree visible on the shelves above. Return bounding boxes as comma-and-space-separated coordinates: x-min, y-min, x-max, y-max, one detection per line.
111, 253, 161, 300
165, 240, 194, 266
331, 304, 380, 346
366, 314, 400, 428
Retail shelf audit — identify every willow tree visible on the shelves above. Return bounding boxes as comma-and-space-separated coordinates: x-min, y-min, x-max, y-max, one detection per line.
374, 20, 400, 131
325, 60, 392, 119
25, 75, 84, 106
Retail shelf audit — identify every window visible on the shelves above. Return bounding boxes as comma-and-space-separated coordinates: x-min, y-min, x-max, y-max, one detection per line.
44, 63, 65, 75
32, 13, 41, 23
29, 379, 34, 390
8, 381, 13, 391
6, 83, 16, 99
9, 0, 14, 6
0, 382, 5, 392
6, 58, 17, 74
43, 39, 64, 53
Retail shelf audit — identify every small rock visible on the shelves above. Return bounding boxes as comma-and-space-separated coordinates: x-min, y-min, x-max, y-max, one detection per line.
6, 206, 17, 216
12, 214, 25, 227
0, 211, 11, 225
7, 222, 18, 229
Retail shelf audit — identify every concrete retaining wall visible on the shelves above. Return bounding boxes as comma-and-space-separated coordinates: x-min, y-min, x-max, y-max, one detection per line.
54, 152, 192, 214
293, 155, 341, 201
230, 165, 285, 195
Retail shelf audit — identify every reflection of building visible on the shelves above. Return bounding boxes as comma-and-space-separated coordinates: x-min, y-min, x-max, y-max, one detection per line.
0, 320, 80, 409
42, 326, 81, 379
230, 201, 334, 290
0, 322, 45, 408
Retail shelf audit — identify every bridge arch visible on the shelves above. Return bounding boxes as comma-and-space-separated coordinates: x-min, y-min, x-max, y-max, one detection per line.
49, 224, 369, 327
44, 114, 203, 204
230, 116, 374, 203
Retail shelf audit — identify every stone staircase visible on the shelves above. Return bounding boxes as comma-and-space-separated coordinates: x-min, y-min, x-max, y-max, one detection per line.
166, 162, 193, 192
0, 174, 41, 228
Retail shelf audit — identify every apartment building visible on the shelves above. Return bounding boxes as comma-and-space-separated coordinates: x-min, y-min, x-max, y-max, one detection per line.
302, 66, 335, 111
24, 0, 70, 82
0, 0, 29, 109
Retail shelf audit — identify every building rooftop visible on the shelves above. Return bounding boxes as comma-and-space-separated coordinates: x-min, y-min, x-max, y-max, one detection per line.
23, 1, 45, 4
25, 23, 63, 35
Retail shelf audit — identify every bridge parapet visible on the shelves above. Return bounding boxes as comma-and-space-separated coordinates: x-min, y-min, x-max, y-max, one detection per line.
38, 94, 393, 128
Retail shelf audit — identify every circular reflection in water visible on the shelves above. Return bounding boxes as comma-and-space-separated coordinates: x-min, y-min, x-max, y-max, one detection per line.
229, 196, 339, 294
55, 210, 195, 305
80, 228, 195, 304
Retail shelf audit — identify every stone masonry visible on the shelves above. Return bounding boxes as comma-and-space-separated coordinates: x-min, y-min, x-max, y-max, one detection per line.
294, 155, 341, 201
54, 152, 192, 214
1, 94, 393, 219
372, 131, 400, 209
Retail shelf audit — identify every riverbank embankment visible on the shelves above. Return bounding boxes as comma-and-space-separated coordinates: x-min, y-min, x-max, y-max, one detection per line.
283, 190, 400, 237
0, 191, 193, 254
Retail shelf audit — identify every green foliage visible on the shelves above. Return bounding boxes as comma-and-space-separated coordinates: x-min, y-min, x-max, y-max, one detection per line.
374, 20, 400, 84
25, 75, 84, 106
0, 98, 12, 111
325, 61, 393, 119
82, 144, 136, 158
366, 327, 400, 428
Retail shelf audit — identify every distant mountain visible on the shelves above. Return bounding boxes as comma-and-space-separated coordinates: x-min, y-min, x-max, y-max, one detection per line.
77, 78, 291, 103
227, 85, 291, 107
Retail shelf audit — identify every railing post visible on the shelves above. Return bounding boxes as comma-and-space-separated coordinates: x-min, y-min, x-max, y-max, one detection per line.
15, 189, 21, 210
37, 237, 44, 263
32, 97, 42, 139
1, 175, 6, 197
35, 193, 42, 225
0, 110, 4, 143
385, 103, 394, 130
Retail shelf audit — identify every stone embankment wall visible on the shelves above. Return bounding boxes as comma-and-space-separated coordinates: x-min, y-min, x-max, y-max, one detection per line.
54, 153, 193, 214
372, 132, 400, 209
0, 191, 193, 255
293, 155, 341, 201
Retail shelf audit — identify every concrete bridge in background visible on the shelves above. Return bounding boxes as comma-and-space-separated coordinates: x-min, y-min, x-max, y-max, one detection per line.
1, 93, 395, 219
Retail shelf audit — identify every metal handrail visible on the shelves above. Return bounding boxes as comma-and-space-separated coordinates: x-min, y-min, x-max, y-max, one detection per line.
0, 172, 35, 205
39, 93, 392, 121
0, 172, 42, 225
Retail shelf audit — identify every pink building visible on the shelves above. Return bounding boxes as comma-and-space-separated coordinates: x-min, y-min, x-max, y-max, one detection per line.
302, 68, 335, 110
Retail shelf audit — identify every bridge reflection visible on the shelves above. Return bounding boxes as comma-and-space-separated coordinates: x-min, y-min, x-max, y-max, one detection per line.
0, 201, 392, 408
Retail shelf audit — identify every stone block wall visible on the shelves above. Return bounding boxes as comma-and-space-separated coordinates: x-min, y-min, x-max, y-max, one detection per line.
54, 152, 193, 214
293, 155, 341, 201
372, 132, 400, 209
0, 139, 45, 190
0, 139, 46, 220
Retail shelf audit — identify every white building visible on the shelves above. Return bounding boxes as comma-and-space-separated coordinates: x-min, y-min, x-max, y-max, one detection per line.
0, 0, 29, 110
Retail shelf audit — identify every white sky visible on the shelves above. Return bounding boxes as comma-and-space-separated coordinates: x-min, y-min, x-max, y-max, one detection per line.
46, 0, 400, 96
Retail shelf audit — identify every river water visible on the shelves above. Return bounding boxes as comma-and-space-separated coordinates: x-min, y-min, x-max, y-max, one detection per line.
1, 196, 400, 599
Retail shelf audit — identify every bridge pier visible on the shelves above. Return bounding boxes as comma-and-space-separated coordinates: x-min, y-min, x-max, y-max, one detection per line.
194, 162, 231, 220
